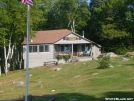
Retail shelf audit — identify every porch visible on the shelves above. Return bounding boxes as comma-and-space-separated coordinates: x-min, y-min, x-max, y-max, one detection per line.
54, 43, 92, 59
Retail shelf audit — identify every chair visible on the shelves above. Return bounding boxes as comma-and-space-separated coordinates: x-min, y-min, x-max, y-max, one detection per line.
77, 52, 83, 57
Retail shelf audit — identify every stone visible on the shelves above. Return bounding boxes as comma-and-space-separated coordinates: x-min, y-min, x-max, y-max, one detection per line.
109, 64, 114, 68
92, 73, 98, 75
107, 52, 118, 57
122, 58, 129, 61
29, 74, 33, 77
74, 75, 80, 78
51, 90, 55, 92
55, 67, 62, 71
13, 81, 24, 86
124, 52, 134, 57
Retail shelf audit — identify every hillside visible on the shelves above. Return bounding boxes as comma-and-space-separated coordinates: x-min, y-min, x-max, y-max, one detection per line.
0, 56, 134, 101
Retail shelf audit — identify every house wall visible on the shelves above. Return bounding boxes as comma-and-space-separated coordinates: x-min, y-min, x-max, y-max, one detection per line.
91, 44, 101, 58
23, 44, 57, 68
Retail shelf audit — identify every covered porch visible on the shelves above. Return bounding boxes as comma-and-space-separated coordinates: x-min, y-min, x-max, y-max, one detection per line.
54, 43, 92, 58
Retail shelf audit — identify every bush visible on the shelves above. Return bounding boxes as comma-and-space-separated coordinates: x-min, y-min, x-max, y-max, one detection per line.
63, 55, 71, 62
97, 55, 110, 69
56, 55, 63, 61
56, 54, 71, 62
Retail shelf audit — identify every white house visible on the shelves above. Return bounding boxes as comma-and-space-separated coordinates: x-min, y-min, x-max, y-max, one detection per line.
22, 29, 101, 68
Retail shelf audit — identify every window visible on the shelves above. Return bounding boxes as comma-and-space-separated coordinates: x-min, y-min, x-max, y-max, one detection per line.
65, 45, 69, 52
39, 44, 49, 52
82, 45, 85, 51
29, 45, 37, 53
39, 45, 44, 52
61, 45, 64, 51
85, 44, 89, 51
60, 45, 71, 52
29, 44, 49, 53
45, 45, 49, 52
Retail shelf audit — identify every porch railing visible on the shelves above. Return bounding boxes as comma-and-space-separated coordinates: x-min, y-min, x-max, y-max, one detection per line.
54, 51, 91, 57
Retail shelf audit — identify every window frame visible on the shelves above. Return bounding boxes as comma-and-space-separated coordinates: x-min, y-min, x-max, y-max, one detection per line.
29, 45, 37, 53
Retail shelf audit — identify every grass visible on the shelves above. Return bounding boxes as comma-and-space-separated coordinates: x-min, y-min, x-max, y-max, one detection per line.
0, 56, 134, 101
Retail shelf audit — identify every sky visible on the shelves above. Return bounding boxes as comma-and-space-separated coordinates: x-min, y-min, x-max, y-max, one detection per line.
88, 0, 91, 3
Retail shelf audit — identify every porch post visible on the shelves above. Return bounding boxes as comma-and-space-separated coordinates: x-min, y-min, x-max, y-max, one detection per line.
71, 43, 73, 60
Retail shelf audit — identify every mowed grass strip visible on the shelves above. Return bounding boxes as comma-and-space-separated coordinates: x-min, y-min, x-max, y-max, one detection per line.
0, 56, 134, 101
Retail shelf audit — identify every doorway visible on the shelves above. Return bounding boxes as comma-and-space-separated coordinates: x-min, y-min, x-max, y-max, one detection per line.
73, 44, 77, 52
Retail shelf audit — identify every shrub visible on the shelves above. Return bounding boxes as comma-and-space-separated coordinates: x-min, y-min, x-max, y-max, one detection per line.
97, 55, 110, 69
63, 55, 71, 62
56, 55, 63, 61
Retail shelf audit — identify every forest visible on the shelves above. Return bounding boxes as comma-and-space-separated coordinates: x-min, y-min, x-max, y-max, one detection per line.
0, 0, 134, 74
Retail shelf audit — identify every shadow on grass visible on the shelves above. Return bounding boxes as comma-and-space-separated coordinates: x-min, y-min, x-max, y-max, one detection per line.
55, 91, 134, 101
4, 91, 134, 101
123, 63, 134, 66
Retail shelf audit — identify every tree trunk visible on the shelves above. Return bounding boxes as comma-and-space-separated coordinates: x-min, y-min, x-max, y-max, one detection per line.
3, 35, 13, 75
72, 18, 75, 32
4, 45, 8, 75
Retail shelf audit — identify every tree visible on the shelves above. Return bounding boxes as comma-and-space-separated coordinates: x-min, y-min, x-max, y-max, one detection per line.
46, 0, 91, 33
0, 0, 43, 74
88, 0, 134, 54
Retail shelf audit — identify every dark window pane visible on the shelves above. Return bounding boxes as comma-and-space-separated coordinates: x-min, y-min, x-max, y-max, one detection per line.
85, 44, 89, 51
39, 45, 44, 52
82, 45, 85, 51
33, 46, 37, 52
65, 45, 69, 52
45, 45, 49, 52
29, 46, 32, 52
61, 45, 64, 51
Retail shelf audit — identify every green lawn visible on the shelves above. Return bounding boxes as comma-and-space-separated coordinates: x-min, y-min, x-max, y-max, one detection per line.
0, 56, 134, 101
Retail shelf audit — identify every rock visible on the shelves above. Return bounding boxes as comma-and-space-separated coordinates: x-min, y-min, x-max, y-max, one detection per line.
124, 52, 134, 57
29, 74, 33, 77
122, 58, 129, 61
55, 67, 62, 71
106, 52, 118, 57
109, 64, 114, 68
92, 73, 98, 75
74, 75, 80, 78
51, 90, 55, 92
13, 81, 24, 86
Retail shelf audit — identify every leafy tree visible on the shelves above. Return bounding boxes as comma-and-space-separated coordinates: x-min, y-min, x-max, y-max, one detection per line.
88, 0, 134, 54
46, 0, 91, 33
0, 0, 43, 74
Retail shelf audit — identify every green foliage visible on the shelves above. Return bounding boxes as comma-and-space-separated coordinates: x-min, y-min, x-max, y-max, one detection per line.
63, 55, 71, 62
114, 47, 129, 55
56, 55, 63, 61
88, 0, 134, 54
97, 55, 110, 69
46, 0, 90, 31
56, 54, 71, 62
